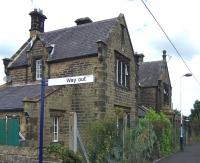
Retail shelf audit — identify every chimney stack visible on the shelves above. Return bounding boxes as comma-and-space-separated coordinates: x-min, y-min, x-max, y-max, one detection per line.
3, 58, 11, 75
29, 9, 47, 37
134, 52, 144, 64
75, 17, 92, 25
162, 50, 167, 61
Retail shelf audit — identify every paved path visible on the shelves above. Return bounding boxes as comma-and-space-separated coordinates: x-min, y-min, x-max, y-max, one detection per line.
156, 142, 200, 163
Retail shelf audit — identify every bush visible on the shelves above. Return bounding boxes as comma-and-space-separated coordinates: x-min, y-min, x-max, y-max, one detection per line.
85, 116, 123, 163
46, 143, 82, 163
126, 119, 157, 162
85, 109, 173, 162
144, 109, 172, 156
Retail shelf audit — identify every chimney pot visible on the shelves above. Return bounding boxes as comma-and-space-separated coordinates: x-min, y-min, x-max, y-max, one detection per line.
75, 17, 93, 25
162, 50, 167, 61
134, 52, 144, 63
29, 9, 47, 36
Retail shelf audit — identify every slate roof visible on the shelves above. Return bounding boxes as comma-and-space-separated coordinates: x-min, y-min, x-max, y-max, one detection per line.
0, 84, 60, 111
138, 61, 163, 87
9, 17, 117, 68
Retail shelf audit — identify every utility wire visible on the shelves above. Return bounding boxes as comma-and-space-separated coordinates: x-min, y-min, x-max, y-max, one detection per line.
140, 0, 200, 87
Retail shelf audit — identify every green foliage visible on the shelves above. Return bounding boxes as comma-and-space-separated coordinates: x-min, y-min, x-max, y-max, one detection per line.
189, 100, 200, 142
190, 100, 200, 120
173, 109, 181, 116
144, 109, 172, 156
85, 116, 123, 163
85, 109, 173, 162
126, 118, 156, 162
46, 143, 82, 163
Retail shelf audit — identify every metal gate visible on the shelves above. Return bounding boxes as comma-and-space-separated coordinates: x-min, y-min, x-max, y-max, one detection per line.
0, 117, 20, 146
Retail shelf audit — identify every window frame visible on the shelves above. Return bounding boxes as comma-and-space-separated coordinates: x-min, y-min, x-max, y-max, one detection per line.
115, 52, 130, 89
53, 117, 59, 142
163, 83, 170, 105
35, 59, 42, 80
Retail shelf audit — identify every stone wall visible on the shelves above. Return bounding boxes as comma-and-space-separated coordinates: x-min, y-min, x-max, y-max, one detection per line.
22, 55, 99, 148
3, 14, 137, 152
103, 14, 136, 125
9, 67, 27, 85
139, 87, 157, 110
0, 146, 60, 163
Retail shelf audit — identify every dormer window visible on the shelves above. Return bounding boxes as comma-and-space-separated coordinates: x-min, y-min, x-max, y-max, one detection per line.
36, 59, 42, 80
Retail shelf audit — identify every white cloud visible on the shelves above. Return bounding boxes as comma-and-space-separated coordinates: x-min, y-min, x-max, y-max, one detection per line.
0, 58, 5, 85
168, 55, 200, 116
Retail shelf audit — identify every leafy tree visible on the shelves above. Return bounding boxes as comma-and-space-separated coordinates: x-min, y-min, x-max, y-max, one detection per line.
190, 100, 200, 120
173, 108, 181, 116
189, 100, 200, 141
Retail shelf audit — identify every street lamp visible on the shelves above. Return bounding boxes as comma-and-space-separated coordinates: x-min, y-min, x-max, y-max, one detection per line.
180, 73, 192, 151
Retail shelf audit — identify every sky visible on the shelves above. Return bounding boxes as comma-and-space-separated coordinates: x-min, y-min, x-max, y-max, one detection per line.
0, 0, 199, 116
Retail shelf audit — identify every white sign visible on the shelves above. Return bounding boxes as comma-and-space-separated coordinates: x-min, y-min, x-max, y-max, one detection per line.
48, 75, 95, 86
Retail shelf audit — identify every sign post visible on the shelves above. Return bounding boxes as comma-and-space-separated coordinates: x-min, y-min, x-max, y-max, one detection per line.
38, 74, 94, 163
39, 78, 45, 163
48, 75, 94, 86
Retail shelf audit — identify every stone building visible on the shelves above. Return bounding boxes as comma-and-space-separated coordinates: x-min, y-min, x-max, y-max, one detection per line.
135, 50, 174, 118
0, 9, 136, 152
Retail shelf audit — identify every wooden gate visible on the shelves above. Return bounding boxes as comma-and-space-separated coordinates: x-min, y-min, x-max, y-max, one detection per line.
0, 117, 20, 146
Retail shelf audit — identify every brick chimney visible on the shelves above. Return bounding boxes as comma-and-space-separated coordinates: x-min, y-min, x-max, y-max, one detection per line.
29, 9, 47, 37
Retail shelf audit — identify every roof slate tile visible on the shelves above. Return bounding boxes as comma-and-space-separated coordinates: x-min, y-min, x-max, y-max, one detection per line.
0, 84, 60, 111
9, 18, 117, 68
138, 61, 163, 87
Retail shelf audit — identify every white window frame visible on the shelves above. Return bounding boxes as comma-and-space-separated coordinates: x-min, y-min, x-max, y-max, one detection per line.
120, 61, 123, 85
36, 59, 42, 80
116, 59, 119, 83
53, 117, 59, 142
125, 64, 128, 87
116, 56, 130, 88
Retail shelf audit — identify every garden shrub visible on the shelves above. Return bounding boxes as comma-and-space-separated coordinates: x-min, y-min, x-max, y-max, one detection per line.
85, 109, 173, 162
85, 116, 124, 163
46, 143, 82, 163
126, 118, 157, 162
144, 109, 172, 156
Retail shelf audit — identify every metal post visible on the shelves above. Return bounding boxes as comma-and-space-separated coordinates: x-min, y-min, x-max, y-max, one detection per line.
39, 78, 45, 163
180, 76, 183, 151
5, 116, 8, 145
180, 73, 192, 152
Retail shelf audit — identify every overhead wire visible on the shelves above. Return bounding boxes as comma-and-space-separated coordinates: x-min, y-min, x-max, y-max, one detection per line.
140, 0, 200, 87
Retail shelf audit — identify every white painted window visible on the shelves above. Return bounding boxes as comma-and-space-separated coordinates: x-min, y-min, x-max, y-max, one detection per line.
120, 61, 123, 85
36, 59, 42, 80
116, 55, 130, 88
116, 59, 119, 83
125, 64, 128, 87
53, 117, 59, 142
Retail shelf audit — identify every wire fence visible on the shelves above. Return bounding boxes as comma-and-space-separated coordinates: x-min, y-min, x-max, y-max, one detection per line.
83, 117, 181, 163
